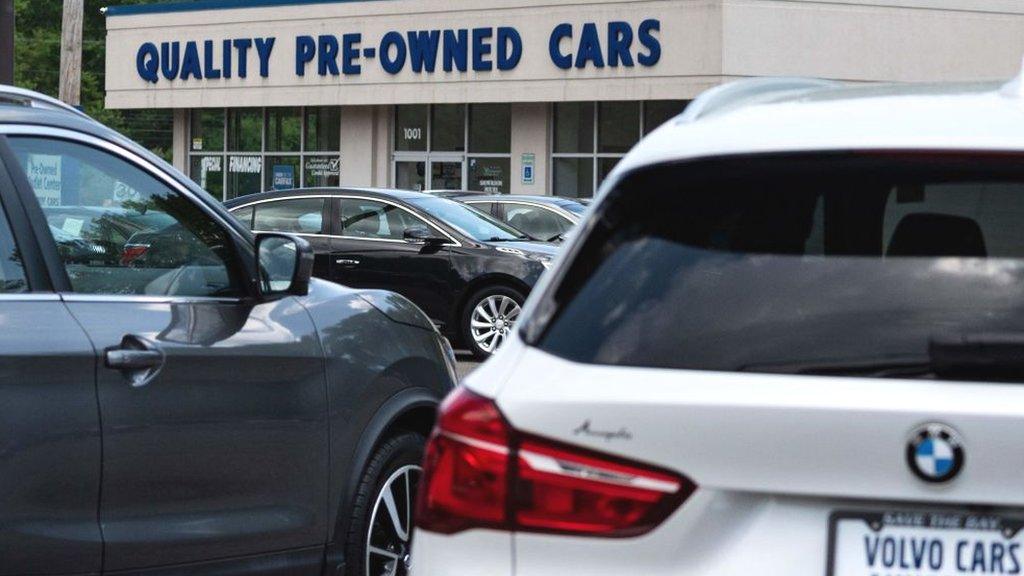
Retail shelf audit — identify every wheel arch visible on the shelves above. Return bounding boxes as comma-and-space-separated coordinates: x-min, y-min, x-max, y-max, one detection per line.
324, 385, 441, 574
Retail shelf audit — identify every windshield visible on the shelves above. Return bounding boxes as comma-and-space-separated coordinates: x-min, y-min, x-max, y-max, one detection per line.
534, 153, 1024, 380
407, 196, 527, 242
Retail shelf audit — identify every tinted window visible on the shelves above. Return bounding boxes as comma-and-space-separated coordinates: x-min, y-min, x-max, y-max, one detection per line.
9, 137, 241, 297
232, 205, 254, 228
406, 196, 524, 242
536, 154, 1024, 380
339, 199, 427, 241
501, 203, 572, 241
253, 198, 324, 234
0, 196, 27, 293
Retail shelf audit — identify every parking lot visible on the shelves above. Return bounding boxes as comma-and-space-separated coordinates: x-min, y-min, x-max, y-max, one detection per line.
455, 352, 481, 380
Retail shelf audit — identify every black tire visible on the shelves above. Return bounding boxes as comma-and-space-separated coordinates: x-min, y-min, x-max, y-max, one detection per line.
461, 285, 525, 360
344, 432, 426, 576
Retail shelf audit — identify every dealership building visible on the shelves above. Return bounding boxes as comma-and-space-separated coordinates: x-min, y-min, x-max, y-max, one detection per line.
104, 0, 1024, 200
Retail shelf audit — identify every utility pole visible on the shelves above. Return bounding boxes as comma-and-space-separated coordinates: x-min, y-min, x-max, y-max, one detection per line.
0, 0, 13, 85
59, 0, 83, 106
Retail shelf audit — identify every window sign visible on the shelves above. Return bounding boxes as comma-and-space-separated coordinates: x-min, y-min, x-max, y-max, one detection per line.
272, 164, 295, 190
25, 154, 62, 207
113, 181, 141, 203
470, 158, 509, 194
198, 156, 222, 190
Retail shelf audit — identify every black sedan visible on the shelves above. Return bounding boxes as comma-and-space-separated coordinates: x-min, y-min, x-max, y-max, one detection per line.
226, 188, 558, 357
426, 191, 586, 242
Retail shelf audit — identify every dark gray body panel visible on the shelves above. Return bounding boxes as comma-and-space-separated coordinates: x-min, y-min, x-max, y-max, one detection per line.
0, 299, 100, 575
65, 297, 328, 572
0, 104, 456, 575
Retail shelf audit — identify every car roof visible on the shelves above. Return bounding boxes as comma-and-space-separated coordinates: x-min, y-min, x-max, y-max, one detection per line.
223, 186, 437, 207
613, 77, 1024, 184
461, 194, 581, 206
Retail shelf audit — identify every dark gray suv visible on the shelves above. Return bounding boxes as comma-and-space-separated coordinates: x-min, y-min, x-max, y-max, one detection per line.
0, 87, 455, 576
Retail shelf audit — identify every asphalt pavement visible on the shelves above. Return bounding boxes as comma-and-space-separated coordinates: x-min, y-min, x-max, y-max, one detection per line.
455, 351, 481, 380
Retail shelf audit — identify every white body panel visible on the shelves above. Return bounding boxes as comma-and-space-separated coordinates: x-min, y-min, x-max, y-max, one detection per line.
412, 78, 1024, 575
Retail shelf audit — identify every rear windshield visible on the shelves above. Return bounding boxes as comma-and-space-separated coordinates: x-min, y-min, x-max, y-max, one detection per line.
533, 153, 1024, 380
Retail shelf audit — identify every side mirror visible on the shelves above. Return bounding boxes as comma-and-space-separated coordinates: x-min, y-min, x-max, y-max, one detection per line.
255, 232, 314, 299
403, 225, 448, 245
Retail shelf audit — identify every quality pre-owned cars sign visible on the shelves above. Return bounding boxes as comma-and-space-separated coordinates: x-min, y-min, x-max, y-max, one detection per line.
105, 0, 714, 108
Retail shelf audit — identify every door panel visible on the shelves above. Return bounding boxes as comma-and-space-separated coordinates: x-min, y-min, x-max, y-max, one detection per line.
332, 198, 452, 324
3, 135, 328, 573
0, 299, 100, 575
66, 298, 327, 571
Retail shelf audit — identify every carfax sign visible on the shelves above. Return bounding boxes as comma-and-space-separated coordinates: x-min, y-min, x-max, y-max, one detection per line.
105, 0, 708, 109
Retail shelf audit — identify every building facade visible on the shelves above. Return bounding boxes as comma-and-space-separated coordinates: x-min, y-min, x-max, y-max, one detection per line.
105, 0, 1024, 201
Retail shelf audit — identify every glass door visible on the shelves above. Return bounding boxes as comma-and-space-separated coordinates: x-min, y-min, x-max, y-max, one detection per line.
430, 159, 463, 190
395, 161, 426, 191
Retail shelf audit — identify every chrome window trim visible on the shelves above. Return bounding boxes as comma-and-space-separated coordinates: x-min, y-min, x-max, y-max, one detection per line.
230, 194, 463, 247
60, 293, 244, 305
465, 199, 578, 223
0, 293, 61, 301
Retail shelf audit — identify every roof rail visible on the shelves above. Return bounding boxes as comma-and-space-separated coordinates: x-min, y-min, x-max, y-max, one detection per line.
678, 77, 840, 124
0, 85, 92, 120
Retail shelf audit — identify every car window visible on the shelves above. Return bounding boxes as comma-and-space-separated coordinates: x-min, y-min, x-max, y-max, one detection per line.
406, 196, 525, 242
534, 154, 1024, 380
465, 201, 496, 217
339, 198, 427, 240
7, 137, 242, 297
501, 203, 572, 241
253, 198, 324, 234
232, 205, 254, 228
0, 195, 27, 293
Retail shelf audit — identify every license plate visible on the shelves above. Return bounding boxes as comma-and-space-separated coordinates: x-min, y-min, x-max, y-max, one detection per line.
828, 511, 1024, 576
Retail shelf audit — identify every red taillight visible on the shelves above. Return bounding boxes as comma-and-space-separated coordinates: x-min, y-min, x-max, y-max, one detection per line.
416, 388, 695, 537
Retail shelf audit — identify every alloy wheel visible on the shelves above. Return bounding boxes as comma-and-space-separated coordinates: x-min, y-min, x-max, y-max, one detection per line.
470, 294, 522, 354
366, 464, 422, 576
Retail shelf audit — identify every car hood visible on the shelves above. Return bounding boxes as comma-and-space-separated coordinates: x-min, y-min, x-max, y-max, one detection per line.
482, 240, 559, 258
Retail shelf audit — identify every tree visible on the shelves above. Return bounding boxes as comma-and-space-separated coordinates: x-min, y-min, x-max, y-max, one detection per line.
14, 0, 186, 161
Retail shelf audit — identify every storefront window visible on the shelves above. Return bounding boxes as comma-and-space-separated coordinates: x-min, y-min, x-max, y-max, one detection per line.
395, 105, 428, 152
189, 107, 342, 200
553, 157, 594, 199
226, 155, 263, 199
190, 109, 224, 152
190, 155, 224, 198
553, 102, 594, 154
469, 104, 511, 154
305, 107, 341, 151
598, 102, 640, 154
645, 100, 688, 134
431, 105, 465, 152
393, 104, 511, 193
552, 100, 689, 198
469, 158, 510, 194
266, 108, 301, 152
227, 109, 263, 152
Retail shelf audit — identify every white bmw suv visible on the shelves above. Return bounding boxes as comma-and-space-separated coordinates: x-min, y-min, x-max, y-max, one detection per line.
411, 74, 1024, 576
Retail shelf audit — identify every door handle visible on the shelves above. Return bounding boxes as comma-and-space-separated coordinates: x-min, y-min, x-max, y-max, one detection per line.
105, 334, 165, 388
336, 258, 360, 266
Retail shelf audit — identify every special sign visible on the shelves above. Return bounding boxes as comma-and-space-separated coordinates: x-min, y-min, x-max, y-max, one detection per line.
135, 20, 661, 83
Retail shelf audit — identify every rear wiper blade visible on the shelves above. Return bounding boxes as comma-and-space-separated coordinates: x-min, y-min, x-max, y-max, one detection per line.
929, 332, 1024, 378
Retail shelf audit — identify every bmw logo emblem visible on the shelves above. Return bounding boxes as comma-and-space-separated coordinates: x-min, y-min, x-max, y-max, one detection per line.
906, 423, 964, 484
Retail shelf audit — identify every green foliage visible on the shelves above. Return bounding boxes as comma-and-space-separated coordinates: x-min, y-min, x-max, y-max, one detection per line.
13, 0, 184, 161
